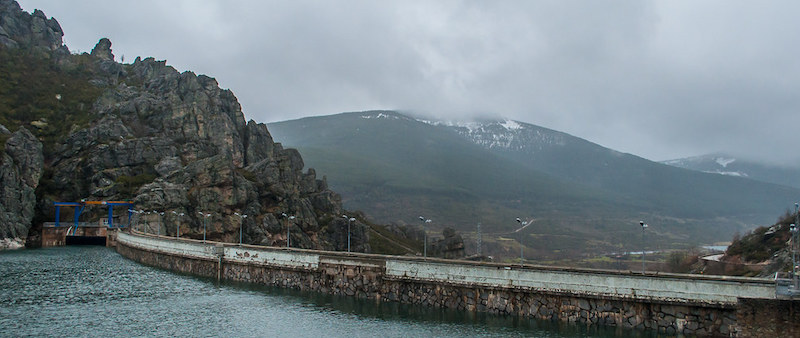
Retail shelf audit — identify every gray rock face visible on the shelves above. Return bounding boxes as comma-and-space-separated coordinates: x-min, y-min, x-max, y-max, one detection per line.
0, 0, 363, 252
0, 126, 44, 248
43, 39, 352, 250
90, 37, 113, 60
430, 227, 465, 259
0, 0, 65, 52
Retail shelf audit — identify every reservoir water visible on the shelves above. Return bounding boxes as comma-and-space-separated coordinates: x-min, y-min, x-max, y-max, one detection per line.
0, 246, 652, 337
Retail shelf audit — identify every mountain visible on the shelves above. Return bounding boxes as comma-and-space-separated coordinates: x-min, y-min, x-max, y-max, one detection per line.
0, 1, 400, 253
268, 111, 800, 258
433, 119, 797, 220
662, 154, 800, 189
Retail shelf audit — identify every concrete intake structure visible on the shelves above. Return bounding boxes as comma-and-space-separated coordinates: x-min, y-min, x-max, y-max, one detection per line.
115, 231, 799, 336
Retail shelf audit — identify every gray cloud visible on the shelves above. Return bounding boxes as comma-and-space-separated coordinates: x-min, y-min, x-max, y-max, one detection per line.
17, 0, 800, 165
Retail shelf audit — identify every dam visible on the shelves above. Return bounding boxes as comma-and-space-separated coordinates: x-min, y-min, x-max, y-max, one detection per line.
113, 229, 800, 336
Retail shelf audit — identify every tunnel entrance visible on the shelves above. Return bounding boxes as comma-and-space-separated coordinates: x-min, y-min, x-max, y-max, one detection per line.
65, 236, 107, 246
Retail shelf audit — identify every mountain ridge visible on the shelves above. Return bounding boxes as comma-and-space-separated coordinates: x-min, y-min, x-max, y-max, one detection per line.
269, 110, 800, 258
662, 153, 800, 189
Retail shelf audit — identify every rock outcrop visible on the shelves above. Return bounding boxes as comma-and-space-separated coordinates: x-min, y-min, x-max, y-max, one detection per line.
429, 227, 465, 259
0, 126, 44, 248
90, 37, 113, 60
0, 1, 370, 252
45, 39, 358, 250
0, 0, 66, 52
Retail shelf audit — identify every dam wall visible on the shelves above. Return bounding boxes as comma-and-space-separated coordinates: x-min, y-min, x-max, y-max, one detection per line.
116, 231, 796, 336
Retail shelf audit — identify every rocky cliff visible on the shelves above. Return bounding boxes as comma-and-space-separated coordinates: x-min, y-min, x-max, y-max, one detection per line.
0, 0, 368, 251
0, 0, 66, 52
0, 126, 43, 249
429, 227, 465, 259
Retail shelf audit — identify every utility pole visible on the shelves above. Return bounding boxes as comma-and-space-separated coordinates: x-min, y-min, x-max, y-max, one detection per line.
640, 221, 648, 274
477, 222, 482, 256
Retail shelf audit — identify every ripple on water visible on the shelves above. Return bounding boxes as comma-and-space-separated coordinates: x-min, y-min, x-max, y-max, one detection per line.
0, 246, 650, 337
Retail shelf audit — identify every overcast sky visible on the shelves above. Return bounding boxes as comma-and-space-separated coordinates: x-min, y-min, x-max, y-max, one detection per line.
17, 1, 800, 165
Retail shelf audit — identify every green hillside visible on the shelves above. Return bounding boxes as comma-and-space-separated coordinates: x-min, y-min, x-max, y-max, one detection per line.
268, 111, 799, 259
484, 124, 797, 219
0, 47, 105, 156
270, 112, 616, 234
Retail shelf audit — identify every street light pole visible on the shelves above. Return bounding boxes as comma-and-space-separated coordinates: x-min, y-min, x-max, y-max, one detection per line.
198, 212, 209, 242
343, 215, 349, 252
172, 211, 184, 239
640, 221, 648, 274
152, 211, 158, 235
137, 210, 144, 232
516, 218, 528, 264
145, 211, 151, 234
792, 223, 797, 287
282, 213, 295, 248
134, 210, 141, 232
419, 216, 431, 258
793, 203, 800, 289
130, 209, 138, 232
477, 222, 482, 256
127, 209, 134, 230
343, 215, 356, 252
156, 211, 164, 236
234, 212, 247, 245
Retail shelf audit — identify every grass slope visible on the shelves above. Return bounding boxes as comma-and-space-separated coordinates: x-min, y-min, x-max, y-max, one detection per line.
269, 111, 800, 259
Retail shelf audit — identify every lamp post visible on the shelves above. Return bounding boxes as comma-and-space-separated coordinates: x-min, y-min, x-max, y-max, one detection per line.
198, 212, 210, 242
128, 209, 137, 231
282, 213, 295, 248
145, 211, 151, 234
477, 222, 482, 256
419, 216, 431, 257
640, 221, 648, 274
516, 218, 530, 264
172, 211, 184, 239
791, 223, 798, 287
137, 210, 144, 232
151, 211, 157, 235
234, 212, 247, 245
134, 210, 141, 232
159, 212, 164, 236
343, 215, 356, 252
153, 211, 164, 236
793, 202, 800, 290
127, 209, 134, 229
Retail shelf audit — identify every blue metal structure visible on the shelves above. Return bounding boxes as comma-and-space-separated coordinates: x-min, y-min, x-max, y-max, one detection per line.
53, 201, 135, 233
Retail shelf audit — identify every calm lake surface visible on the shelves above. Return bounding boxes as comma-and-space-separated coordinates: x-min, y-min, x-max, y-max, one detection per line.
0, 246, 654, 337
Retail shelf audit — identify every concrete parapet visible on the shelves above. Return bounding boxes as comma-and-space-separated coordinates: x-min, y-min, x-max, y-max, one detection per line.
383, 259, 774, 305
115, 231, 795, 336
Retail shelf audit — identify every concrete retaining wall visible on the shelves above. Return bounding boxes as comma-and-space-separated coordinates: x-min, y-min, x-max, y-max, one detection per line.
116, 231, 793, 336
384, 260, 774, 304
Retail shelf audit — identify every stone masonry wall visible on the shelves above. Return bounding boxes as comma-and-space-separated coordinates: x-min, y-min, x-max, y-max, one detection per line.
383, 282, 737, 336
735, 298, 800, 337
116, 232, 790, 337
117, 240, 220, 279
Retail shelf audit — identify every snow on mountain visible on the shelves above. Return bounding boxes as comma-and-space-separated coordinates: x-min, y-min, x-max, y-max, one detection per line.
662, 155, 748, 177
360, 112, 407, 120
662, 154, 800, 188
500, 120, 523, 131
419, 118, 566, 152
715, 157, 736, 168
705, 170, 748, 177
